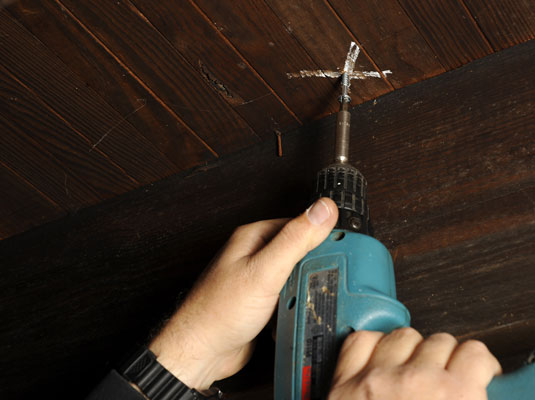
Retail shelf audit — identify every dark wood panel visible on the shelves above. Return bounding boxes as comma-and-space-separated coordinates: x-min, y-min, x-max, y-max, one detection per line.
0, 165, 65, 240
0, 42, 533, 399
195, 0, 341, 121
58, 0, 259, 155
0, 65, 140, 202
264, 0, 392, 102
0, 113, 103, 211
131, 0, 300, 138
8, 0, 217, 171
397, 0, 494, 69
463, 0, 535, 50
327, 0, 446, 87
0, 11, 177, 185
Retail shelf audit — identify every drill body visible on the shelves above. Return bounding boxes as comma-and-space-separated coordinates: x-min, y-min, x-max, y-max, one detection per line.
274, 229, 410, 399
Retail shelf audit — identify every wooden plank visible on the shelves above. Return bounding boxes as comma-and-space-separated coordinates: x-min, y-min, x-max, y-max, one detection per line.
0, 41, 533, 398
326, 0, 446, 87
57, 0, 259, 155
397, 0, 494, 69
0, 112, 104, 211
0, 165, 65, 240
263, 0, 392, 103
463, 0, 535, 50
7, 0, 217, 171
130, 0, 300, 138
0, 65, 140, 203
0, 11, 177, 185
194, 0, 341, 121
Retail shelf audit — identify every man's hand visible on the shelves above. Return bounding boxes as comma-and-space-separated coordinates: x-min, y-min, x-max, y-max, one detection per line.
329, 328, 502, 400
149, 198, 338, 391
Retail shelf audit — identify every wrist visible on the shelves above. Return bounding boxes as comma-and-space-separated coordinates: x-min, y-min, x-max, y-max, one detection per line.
149, 329, 218, 392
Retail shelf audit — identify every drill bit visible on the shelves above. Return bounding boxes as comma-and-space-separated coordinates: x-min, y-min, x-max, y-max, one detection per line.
335, 42, 359, 164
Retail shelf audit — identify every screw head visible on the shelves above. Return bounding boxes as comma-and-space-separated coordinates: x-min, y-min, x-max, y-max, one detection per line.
349, 216, 362, 230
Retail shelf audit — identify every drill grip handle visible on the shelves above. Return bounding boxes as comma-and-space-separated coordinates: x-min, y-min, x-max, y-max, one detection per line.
487, 363, 535, 400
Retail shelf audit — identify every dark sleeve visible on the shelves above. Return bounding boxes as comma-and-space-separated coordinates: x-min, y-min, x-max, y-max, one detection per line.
85, 370, 146, 400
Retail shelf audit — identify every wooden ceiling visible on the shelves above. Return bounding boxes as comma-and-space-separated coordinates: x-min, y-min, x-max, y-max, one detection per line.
1, 0, 534, 240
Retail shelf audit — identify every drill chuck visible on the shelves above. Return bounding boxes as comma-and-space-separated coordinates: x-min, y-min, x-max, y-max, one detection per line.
316, 164, 370, 235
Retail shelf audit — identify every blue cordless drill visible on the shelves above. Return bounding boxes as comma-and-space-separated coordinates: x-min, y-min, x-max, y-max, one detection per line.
273, 73, 534, 400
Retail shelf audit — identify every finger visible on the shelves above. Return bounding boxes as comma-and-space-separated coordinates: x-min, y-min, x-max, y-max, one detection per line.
407, 333, 458, 368
367, 327, 423, 368
331, 331, 385, 386
248, 198, 338, 294
225, 218, 290, 259
447, 340, 502, 386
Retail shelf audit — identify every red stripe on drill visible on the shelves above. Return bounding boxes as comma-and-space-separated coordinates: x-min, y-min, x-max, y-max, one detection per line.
301, 365, 312, 400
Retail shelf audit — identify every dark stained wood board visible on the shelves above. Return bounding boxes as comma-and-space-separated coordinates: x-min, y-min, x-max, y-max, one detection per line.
463, 0, 535, 51
326, 0, 446, 87
0, 11, 177, 185
57, 0, 260, 155
264, 0, 393, 102
0, 41, 534, 399
194, 0, 342, 121
7, 0, 217, 171
0, 65, 140, 203
397, 0, 494, 69
0, 164, 65, 240
129, 0, 300, 137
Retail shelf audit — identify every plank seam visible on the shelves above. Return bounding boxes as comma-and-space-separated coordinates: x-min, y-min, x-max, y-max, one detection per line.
190, 0, 302, 125
1, 60, 140, 186
458, 0, 497, 52
125, 0, 262, 143
54, 0, 220, 158
394, 0, 450, 71
322, 0, 396, 91
0, 156, 65, 212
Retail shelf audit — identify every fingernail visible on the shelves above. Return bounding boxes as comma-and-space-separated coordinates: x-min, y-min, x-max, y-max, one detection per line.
306, 199, 331, 225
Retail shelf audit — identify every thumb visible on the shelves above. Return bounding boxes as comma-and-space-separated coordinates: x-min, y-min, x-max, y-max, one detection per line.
249, 198, 338, 294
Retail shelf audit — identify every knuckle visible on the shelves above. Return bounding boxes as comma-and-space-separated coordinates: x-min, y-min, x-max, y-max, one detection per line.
429, 332, 457, 344
459, 339, 494, 358
393, 327, 422, 340
231, 223, 251, 239
461, 339, 490, 355
277, 219, 307, 245
344, 330, 382, 349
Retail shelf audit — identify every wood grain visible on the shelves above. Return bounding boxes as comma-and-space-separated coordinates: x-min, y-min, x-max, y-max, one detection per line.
327, 0, 446, 87
0, 11, 177, 185
131, 0, 300, 138
195, 0, 341, 121
397, 0, 494, 69
0, 41, 533, 398
265, 0, 392, 103
0, 111, 103, 210
0, 65, 140, 203
8, 0, 217, 171
0, 164, 65, 240
58, 0, 259, 155
463, 0, 535, 50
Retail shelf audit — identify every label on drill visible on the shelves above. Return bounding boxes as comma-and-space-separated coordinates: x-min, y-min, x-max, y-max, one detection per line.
302, 268, 338, 400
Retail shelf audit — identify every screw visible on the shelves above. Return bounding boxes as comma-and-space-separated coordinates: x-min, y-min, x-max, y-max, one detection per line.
349, 216, 362, 230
